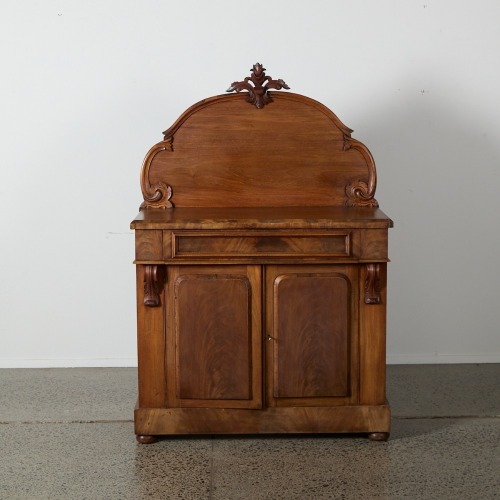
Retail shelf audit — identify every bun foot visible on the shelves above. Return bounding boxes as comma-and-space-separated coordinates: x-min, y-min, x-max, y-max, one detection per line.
136, 434, 159, 444
368, 432, 389, 442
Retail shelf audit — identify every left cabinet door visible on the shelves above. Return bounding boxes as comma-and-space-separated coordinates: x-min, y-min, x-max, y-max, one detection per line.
166, 265, 262, 409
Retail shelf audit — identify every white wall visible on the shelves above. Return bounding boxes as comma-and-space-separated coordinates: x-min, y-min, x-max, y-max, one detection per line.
1, 0, 499, 367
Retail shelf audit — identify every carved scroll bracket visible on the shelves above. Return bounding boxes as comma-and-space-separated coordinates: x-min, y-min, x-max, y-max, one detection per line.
140, 138, 174, 210
226, 63, 290, 109
364, 264, 381, 304
346, 181, 379, 208
344, 137, 379, 207
144, 265, 164, 307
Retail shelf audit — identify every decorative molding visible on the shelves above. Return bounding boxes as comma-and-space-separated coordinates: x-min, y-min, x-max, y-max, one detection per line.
226, 63, 290, 109
342, 133, 352, 152
364, 264, 381, 304
344, 137, 378, 207
345, 181, 379, 208
144, 265, 161, 307
140, 138, 174, 210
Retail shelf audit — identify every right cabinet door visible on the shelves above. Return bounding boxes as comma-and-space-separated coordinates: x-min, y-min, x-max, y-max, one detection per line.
265, 265, 359, 407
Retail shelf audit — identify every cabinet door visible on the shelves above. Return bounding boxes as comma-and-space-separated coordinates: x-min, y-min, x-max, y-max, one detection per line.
166, 265, 262, 409
265, 265, 359, 407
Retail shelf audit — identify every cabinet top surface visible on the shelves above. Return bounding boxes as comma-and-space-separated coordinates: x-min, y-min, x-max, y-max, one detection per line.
131, 206, 393, 230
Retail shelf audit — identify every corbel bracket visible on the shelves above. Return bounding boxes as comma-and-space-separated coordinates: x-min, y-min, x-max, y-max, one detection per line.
364, 264, 381, 304
144, 265, 161, 307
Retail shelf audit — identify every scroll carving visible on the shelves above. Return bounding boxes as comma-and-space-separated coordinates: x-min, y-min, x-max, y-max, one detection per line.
144, 265, 161, 307
140, 138, 174, 210
344, 137, 379, 207
226, 63, 290, 109
345, 181, 379, 208
364, 264, 381, 304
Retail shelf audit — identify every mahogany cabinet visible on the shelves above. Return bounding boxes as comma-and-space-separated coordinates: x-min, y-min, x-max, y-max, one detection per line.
131, 64, 393, 442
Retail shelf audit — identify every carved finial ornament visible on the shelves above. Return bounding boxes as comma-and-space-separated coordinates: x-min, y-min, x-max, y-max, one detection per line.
226, 63, 290, 109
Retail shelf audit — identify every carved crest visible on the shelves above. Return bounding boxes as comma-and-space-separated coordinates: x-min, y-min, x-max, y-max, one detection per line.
226, 63, 290, 109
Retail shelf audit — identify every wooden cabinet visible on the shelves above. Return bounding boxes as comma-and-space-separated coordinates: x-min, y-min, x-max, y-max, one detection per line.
131, 64, 393, 442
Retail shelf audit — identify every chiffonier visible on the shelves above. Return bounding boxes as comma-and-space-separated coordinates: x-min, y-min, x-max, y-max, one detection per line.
131, 64, 393, 443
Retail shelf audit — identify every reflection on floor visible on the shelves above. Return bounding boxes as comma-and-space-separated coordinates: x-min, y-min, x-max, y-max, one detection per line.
0, 364, 499, 499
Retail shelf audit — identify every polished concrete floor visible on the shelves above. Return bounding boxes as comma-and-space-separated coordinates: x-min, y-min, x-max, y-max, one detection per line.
0, 364, 499, 499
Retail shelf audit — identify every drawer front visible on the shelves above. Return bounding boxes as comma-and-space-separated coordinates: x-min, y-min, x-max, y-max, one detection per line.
170, 231, 351, 259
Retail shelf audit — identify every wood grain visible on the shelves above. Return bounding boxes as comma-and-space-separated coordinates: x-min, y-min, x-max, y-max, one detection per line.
359, 263, 388, 405
175, 274, 250, 399
135, 404, 391, 436
172, 231, 350, 258
136, 265, 167, 408
131, 206, 393, 230
264, 265, 359, 408
167, 265, 262, 409
132, 68, 392, 440
273, 273, 349, 398
140, 92, 377, 209
135, 230, 163, 261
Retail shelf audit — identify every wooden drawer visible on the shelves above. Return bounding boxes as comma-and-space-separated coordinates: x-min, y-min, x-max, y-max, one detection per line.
170, 231, 351, 259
